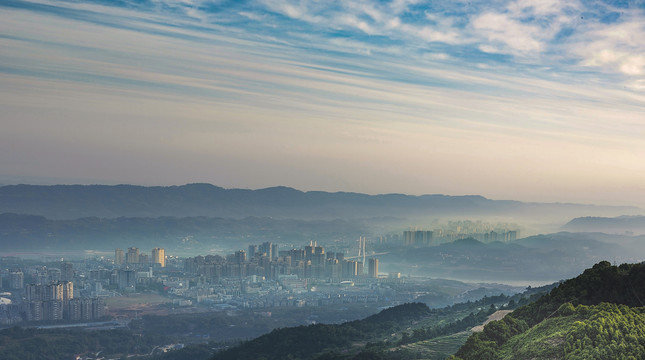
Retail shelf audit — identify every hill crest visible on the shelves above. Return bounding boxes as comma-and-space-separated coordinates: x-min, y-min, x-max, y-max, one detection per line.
0, 184, 637, 220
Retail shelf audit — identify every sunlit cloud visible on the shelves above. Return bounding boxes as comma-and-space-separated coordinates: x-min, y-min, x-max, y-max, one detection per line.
571, 17, 645, 76
1, 0, 645, 205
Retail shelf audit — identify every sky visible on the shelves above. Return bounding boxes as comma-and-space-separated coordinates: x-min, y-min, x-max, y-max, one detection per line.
1, 0, 645, 206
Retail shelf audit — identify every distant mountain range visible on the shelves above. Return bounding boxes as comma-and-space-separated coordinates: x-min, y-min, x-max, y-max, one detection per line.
0, 183, 639, 221
2, 184, 644, 275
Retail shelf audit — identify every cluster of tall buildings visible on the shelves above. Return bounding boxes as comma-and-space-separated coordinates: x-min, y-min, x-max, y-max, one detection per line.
110, 246, 166, 292
185, 241, 380, 281
1, 262, 109, 323
115, 247, 165, 267
476, 230, 518, 242
404, 226, 519, 246
25, 281, 72, 321
403, 230, 434, 246
24, 281, 105, 322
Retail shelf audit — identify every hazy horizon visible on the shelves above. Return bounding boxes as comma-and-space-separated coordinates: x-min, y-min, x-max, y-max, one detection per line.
2, 2, 645, 354
2, 0, 645, 207
1, 175, 645, 209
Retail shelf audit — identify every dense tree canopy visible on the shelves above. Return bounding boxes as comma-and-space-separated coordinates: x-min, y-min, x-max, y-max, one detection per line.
454, 262, 645, 360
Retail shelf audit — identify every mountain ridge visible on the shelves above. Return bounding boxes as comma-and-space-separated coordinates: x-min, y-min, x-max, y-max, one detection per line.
0, 183, 638, 220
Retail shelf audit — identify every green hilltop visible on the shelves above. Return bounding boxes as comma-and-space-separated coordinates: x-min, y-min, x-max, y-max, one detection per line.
452, 302, 645, 360
452, 261, 645, 360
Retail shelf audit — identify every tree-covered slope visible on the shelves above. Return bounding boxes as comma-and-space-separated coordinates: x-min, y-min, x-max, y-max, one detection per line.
454, 302, 645, 360
512, 261, 645, 326
0, 327, 170, 360
211, 303, 433, 360
452, 261, 645, 360
210, 296, 524, 360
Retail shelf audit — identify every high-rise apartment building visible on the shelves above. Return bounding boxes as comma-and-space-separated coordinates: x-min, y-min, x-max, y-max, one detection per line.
35, 267, 49, 284
152, 248, 165, 267
272, 243, 279, 260
65, 298, 106, 321
403, 230, 433, 246
304, 242, 315, 261
9, 271, 23, 290
312, 246, 326, 266
48, 268, 61, 282
126, 247, 139, 264
343, 260, 358, 278
62, 281, 74, 301
118, 269, 136, 290
60, 262, 74, 281
248, 245, 258, 259
115, 248, 124, 265
356, 261, 364, 277
368, 258, 379, 278
234, 250, 247, 264
26, 299, 63, 321
25, 281, 73, 321
259, 242, 272, 259
26, 281, 73, 302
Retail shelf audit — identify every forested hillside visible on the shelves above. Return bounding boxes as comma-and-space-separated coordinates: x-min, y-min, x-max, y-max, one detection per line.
208, 292, 543, 360
0, 327, 170, 360
452, 261, 645, 360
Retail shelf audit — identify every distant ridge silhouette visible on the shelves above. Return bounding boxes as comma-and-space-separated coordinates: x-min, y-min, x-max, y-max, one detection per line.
0, 183, 637, 220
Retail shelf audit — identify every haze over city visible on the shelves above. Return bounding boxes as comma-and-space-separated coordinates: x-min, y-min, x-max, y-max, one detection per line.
1, 0, 645, 206
5, 2, 645, 359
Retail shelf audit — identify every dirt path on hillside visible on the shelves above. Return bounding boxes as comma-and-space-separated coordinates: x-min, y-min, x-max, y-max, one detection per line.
471, 310, 513, 332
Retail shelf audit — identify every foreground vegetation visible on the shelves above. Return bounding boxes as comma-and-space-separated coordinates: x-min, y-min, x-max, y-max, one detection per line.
0, 327, 170, 360
452, 261, 645, 360
452, 302, 645, 360
210, 295, 528, 360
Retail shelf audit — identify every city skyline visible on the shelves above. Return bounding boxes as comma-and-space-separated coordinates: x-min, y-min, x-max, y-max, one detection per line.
2, 0, 645, 206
